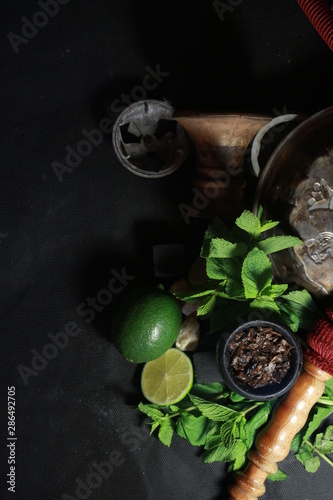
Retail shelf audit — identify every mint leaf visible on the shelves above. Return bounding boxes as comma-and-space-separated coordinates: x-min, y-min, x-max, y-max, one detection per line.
203, 435, 247, 469
260, 220, 280, 233
227, 439, 248, 471
277, 289, 320, 331
204, 432, 223, 450
235, 210, 261, 238
138, 403, 173, 441
257, 204, 263, 220
295, 443, 313, 465
291, 406, 333, 453
190, 383, 225, 399
293, 405, 333, 452
174, 289, 216, 302
229, 392, 246, 402
295, 422, 333, 474
303, 406, 333, 443
224, 259, 242, 280
239, 417, 248, 442
176, 413, 210, 446
219, 418, 241, 446
291, 432, 303, 452
315, 430, 333, 454
280, 289, 319, 313
278, 303, 300, 332
201, 217, 231, 257
197, 294, 216, 317
158, 417, 174, 447
225, 279, 246, 300
207, 258, 242, 284
250, 296, 281, 313
202, 443, 233, 463
206, 258, 226, 280
260, 284, 288, 298
188, 395, 240, 422
150, 421, 160, 434
244, 402, 272, 449
257, 235, 302, 254
138, 402, 164, 420
277, 289, 320, 330
267, 470, 288, 481
324, 379, 333, 399
209, 238, 247, 259
315, 433, 324, 448
324, 425, 333, 441
296, 443, 321, 473
241, 248, 272, 298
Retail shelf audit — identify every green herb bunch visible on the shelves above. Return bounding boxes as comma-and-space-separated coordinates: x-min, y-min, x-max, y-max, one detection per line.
138, 382, 272, 472
136, 207, 333, 480
291, 378, 333, 473
138, 379, 333, 480
175, 207, 319, 332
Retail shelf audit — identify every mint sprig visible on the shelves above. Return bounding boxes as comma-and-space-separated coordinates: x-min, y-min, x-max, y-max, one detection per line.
290, 380, 333, 474
175, 208, 320, 331
294, 426, 333, 473
137, 379, 333, 480
138, 382, 273, 471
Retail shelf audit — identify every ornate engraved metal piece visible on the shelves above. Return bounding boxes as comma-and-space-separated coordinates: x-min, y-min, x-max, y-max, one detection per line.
254, 107, 333, 297
307, 179, 333, 211
304, 232, 333, 263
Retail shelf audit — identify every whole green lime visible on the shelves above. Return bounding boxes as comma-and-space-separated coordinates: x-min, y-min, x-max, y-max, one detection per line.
112, 286, 182, 363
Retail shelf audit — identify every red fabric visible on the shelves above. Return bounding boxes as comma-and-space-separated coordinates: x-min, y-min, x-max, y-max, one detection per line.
304, 304, 333, 375
298, 0, 333, 52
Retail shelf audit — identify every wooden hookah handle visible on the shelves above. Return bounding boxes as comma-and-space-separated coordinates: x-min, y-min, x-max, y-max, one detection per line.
228, 360, 331, 499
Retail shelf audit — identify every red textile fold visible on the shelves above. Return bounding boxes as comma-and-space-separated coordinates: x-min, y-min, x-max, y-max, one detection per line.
304, 304, 333, 375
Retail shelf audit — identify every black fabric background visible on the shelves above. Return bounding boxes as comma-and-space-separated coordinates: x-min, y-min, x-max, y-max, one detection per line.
1, 1, 333, 499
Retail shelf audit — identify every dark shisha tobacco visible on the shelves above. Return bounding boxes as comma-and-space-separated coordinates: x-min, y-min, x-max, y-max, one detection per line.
229, 326, 294, 388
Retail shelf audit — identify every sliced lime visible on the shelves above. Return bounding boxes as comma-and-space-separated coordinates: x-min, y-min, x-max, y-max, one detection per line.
141, 348, 193, 405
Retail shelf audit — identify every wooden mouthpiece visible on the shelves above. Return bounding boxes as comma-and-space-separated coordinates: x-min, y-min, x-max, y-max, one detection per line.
228, 360, 331, 500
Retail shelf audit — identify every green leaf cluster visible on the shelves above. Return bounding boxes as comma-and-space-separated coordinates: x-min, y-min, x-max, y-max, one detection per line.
174, 208, 319, 332
291, 380, 333, 473
137, 379, 333, 480
138, 382, 274, 472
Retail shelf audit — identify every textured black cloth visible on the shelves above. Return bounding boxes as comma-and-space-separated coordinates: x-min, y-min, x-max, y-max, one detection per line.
1, 1, 333, 499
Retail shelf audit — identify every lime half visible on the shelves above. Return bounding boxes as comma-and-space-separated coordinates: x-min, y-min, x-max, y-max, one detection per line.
141, 348, 193, 405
